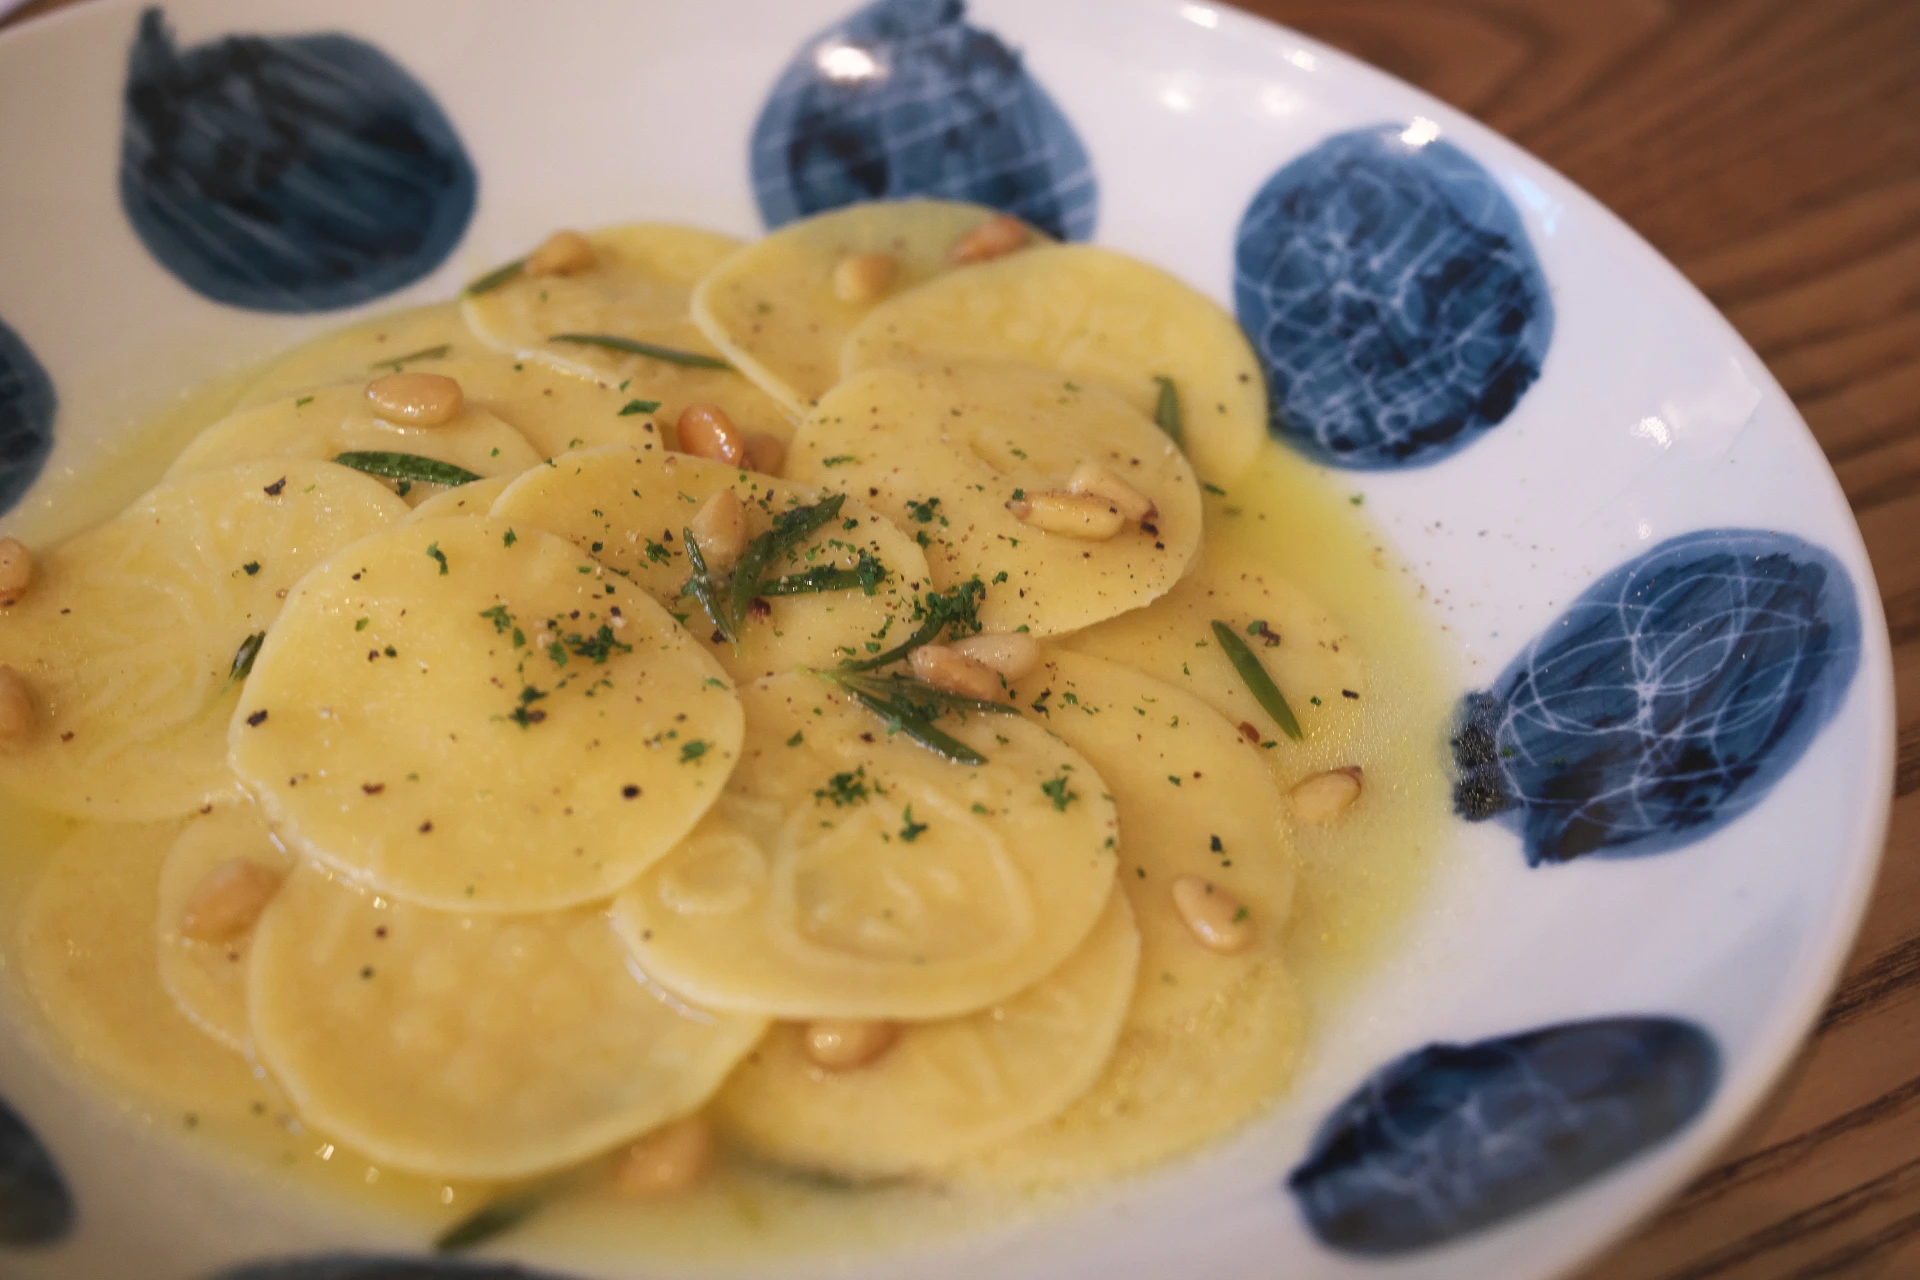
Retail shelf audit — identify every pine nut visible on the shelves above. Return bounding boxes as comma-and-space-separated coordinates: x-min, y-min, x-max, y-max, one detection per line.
526, 229, 596, 277
745, 432, 787, 476
0, 666, 34, 747
1068, 462, 1156, 523
366, 373, 464, 427
180, 857, 285, 944
1171, 876, 1253, 953
909, 644, 1006, 702
675, 404, 748, 466
1290, 767, 1363, 824
613, 1115, 713, 1198
0, 537, 33, 606
689, 488, 748, 572
1007, 491, 1125, 540
949, 214, 1028, 264
802, 1019, 900, 1071
948, 631, 1039, 680
832, 251, 897, 303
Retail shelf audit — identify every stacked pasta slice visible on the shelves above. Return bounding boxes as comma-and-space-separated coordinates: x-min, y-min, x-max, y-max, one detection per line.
2, 202, 1369, 1210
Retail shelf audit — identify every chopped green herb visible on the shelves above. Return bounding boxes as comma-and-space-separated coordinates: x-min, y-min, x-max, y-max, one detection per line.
502, 528, 518, 548
904, 496, 942, 524
680, 739, 710, 763
369, 344, 450, 373
426, 543, 449, 576
618, 398, 662, 416
644, 538, 673, 565
1211, 620, 1302, 740
435, 1189, 543, 1253
815, 766, 877, 807
566, 625, 632, 664
787, 730, 805, 747
241, 560, 260, 576
899, 805, 929, 842
479, 604, 514, 633
355, 617, 370, 631
1203, 482, 1227, 497
1349, 493, 1365, 506
549, 333, 732, 369
1151, 375, 1183, 446
821, 455, 858, 467
1041, 770, 1078, 811
333, 451, 482, 488
293, 395, 313, 408
462, 258, 525, 297
836, 577, 985, 673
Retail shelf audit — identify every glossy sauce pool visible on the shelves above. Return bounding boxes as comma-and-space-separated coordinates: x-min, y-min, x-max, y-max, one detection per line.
0, 331, 1459, 1267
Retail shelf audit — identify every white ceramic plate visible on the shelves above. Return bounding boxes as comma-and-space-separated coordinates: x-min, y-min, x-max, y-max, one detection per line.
0, 1, 1894, 1277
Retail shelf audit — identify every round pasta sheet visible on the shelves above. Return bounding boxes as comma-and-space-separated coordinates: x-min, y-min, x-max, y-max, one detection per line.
156, 802, 291, 1055
19, 821, 268, 1112
230, 517, 743, 912
250, 864, 766, 1180
841, 243, 1265, 484
232, 303, 654, 460
462, 223, 792, 446
0, 460, 407, 821
400, 474, 516, 524
954, 651, 1304, 1184
613, 673, 1119, 1019
690, 200, 1006, 418
715, 887, 1138, 1179
167, 386, 540, 504
787, 363, 1201, 635
490, 444, 933, 682
1066, 545, 1366, 753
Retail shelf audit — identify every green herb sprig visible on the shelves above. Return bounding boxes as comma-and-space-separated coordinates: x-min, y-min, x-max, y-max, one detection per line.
462, 258, 525, 296
836, 577, 986, 674
819, 669, 1011, 766
221, 631, 265, 695
1211, 619, 1302, 740
681, 496, 878, 644
434, 1188, 544, 1253
756, 551, 887, 599
369, 344, 450, 373
334, 452, 482, 488
1152, 375, 1183, 447
550, 333, 732, 370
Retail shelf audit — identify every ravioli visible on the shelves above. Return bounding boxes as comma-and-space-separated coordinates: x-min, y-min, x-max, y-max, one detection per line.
233, 302, 653, 460
787, 363, 1202, 635
155, 802, 290, 1055
953, 651, 1304, 1184
249, 864, 766, 1180
690, 200, 1006, 418
840, 243, 1266, 484
715, 887, 1137, 1180
230, 517, 743, 912
168, 386, 540, 504
613, 673, 1118, 1019
1066, 546, 1366, 757
462, 223, 792, 446
0, 460, 407, 821
18, 821, 269, 1112
490, 444, 933, 681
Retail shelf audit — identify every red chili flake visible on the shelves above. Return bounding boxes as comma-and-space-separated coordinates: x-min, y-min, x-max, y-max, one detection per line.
749, 597, 772, 620
362, 783, 386, 795
622, 785, 640, 799
1252, 621, 1280, 647
60, 730, 75, 742
1237, 720, 1261, 744
418, 820, 433, 833
245, 710, 268, 727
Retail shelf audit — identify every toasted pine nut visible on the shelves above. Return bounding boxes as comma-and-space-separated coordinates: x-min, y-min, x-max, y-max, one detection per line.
832, 251, 897, 303
744, 432, 787, 476
180, 857, 285, 944
909, 644, 1006, 702
613, 1115, 713, 1198
0, 537, 33, 606
0, 666, 34, 747
1068, 462, 1156, 523
526, 229, 596, 277
675, 404, 748, 467
948, 631, 1039, 680
1290, 766, 1363, 824
1007, 491, 1125, 540
802, 1019, 901, 1071
689, 488, 748, 572
366, 372, 463, 427
949, 215, 1028, 264
1171, 875, 1253, 953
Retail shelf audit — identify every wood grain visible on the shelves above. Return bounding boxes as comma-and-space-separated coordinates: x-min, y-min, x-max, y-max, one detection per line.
4, 0, 1915, 1274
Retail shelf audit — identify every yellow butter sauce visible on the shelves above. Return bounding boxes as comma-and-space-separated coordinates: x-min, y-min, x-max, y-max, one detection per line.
0, 323, 1457, 1266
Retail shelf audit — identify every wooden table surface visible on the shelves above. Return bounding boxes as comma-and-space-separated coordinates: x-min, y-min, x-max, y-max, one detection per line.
6, 0, 1916, 1275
